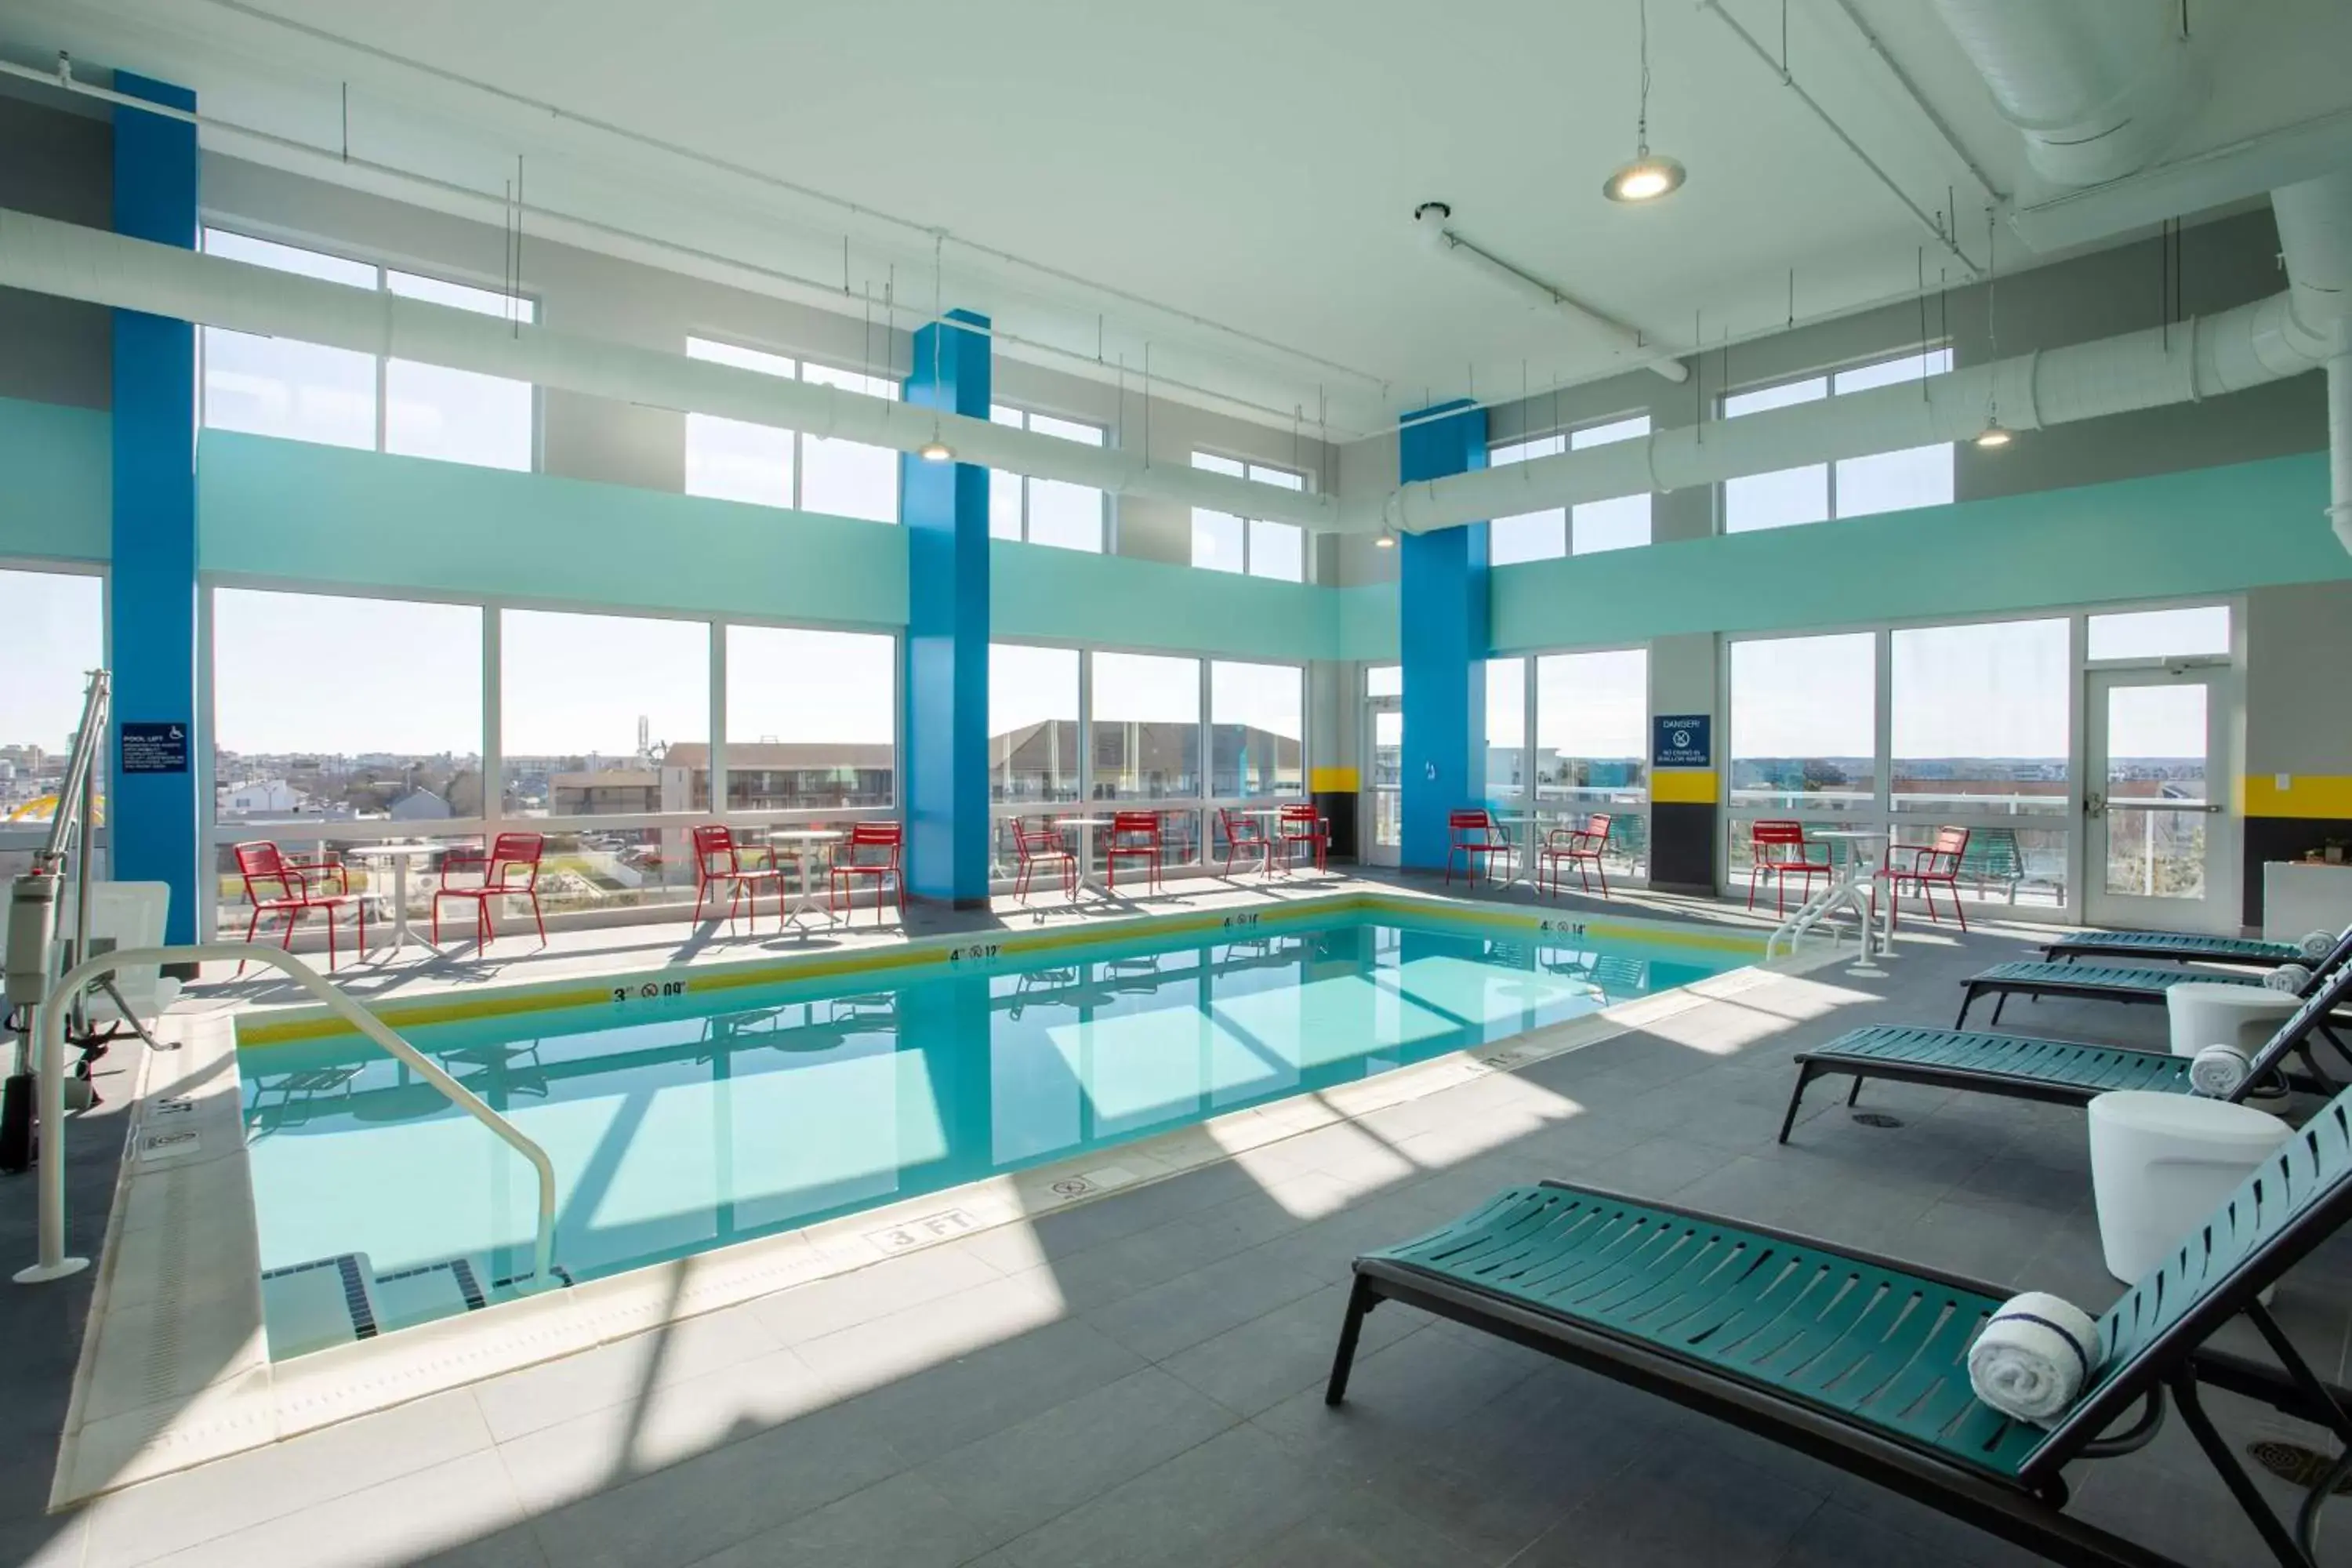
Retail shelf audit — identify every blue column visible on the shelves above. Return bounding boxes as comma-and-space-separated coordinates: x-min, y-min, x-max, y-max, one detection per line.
110, 74, 201, 945
901, 310, 992, 907
1397, 400, 1489, 873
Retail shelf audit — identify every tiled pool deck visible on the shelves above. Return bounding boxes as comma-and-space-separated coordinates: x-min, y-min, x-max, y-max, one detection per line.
5, 873, 2348, 1567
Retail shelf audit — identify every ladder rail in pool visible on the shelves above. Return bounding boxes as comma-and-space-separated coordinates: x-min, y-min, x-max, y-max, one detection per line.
16, 942, 560, 1291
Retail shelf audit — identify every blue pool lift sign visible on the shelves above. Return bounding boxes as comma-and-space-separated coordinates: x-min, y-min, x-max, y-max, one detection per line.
1652, 715, 1711, 768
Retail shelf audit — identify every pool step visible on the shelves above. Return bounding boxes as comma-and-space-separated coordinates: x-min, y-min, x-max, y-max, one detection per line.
261, 1250, 539, 1357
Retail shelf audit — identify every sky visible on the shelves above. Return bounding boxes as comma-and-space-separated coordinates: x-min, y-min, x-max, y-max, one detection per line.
3, 569, 104, 753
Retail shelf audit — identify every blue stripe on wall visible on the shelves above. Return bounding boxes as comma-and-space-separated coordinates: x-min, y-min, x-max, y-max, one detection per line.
108, 74, 201, 947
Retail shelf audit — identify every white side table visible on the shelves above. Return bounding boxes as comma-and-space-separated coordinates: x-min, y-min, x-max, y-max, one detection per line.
762, 829, 844, 932
344, 841, 443, 959
2086, 1091, 2291, 1283
2165, 979, 2300, 1059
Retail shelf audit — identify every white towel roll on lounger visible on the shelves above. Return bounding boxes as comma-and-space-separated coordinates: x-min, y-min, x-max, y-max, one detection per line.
2189, 1044, 2252, 1098
2302, 931, 2339, 962
2265, 963, 2313, 994
1968, 1293, 2103, 1428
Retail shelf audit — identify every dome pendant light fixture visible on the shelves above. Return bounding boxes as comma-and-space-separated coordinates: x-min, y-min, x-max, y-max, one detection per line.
1603, 0, 1685, 204
1973, 206, 2013, 452
919, 437, 954, 463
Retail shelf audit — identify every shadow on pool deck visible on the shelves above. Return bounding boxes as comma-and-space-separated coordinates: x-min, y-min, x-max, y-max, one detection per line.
16, 909, 2352, 1566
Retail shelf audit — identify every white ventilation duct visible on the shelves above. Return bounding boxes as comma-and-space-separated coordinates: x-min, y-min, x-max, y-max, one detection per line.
1929, 0, 2205, 187
0, 208, 1340, 534
2272, 170, 2352, 550
1412, 203, 1688, 384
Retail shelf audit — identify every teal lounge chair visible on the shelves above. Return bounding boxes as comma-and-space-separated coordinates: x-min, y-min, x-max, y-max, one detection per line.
2042, 924, 2348, 971
1329, 1093, 2352, 1567
1777, 958, 2352, 1143
1954, 927, 2352, 1030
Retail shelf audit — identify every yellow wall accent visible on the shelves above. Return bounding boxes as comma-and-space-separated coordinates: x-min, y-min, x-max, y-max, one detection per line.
2245, 775, 2352, 819
1310, 766, 1359, 792
1650, 770, 1719, 804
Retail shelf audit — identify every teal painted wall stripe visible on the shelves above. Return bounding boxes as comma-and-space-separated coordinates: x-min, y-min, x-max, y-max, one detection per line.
196, 430, 909, 627
1490, 450, 2349, 652
0, 397, 111, 563
989, 539, 1342, 662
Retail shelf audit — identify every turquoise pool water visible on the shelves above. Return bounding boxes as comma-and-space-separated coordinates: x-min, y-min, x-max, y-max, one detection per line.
238, 914, 1737, 1303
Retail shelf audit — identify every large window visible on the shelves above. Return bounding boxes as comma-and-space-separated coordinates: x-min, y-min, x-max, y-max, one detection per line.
2086, 605, 2230, 662
989, 407, 1107, 551
1727, 633, 1877, 815
212, 588, 485, 825
1190, 453, 1307, 581
1536, 649, 1649, 812
501, 610, 710, 818
1484, 659, 1526, 800
1209, 660, 1303, 797
0, 568, 106, 829
1723, 350, 1951, 532
1489, 416, 1652, 564
1891, 619, 2069, 818
201, 230, 535, 470
1091, 652, 1200, 798
989, 643, 1080, 804
684, 339, 900, 524
724, 626, 896, 808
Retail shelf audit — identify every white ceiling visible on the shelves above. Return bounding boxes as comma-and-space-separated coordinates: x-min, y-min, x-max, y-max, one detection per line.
5, 0, 2352, 437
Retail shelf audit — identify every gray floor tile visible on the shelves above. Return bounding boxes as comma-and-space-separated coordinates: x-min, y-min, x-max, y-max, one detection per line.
836, 1315, 1149, 1466
132, 1451, 528, 1568
997, 1425, 1321, 1568
1512, 1438, 1829, 1568
689, 1471, 989, 1568
918, 1366, 1239, 1541
1161, 1283, 1428, 1417
1083, 1248, 1327, 1362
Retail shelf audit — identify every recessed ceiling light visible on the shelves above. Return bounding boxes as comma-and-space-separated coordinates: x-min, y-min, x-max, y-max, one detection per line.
1603, 154, 1686, 204
918, 439, 954, 463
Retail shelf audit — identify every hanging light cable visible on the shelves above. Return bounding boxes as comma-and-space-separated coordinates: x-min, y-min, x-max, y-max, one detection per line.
1976, 206, 2013, 448
920, 232, 954, 463
1603, 0, 1686, 203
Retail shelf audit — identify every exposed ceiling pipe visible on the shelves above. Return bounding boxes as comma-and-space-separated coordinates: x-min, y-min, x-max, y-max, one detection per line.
2271, 170, 2352, 550
1928, 0, 2205, 188
0, 207, 1343, 533
1412, 204, 1689, 384
1359, 278, 2338, 535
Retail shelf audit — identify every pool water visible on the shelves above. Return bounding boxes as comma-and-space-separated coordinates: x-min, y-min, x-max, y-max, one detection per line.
238, 914, 1737, 1318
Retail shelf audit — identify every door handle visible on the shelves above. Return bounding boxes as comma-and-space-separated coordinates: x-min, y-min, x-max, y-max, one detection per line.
2083, 792, 2105, 820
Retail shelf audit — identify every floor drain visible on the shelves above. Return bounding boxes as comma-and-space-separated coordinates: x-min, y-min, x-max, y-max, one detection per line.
1851, 1112, 1905, 1129
2248, 1439, 2352, 1492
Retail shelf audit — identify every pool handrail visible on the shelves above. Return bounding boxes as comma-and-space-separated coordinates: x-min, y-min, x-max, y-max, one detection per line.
16, 942, 560, 1293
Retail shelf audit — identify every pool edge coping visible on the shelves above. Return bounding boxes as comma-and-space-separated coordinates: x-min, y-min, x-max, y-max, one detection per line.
53, 897, 1838, 1510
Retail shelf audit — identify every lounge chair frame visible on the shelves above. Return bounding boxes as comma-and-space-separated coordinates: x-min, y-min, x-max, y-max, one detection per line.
1327, 1171, 2352, 1567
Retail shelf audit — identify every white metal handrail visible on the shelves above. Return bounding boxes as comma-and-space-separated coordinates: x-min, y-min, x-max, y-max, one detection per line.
17, 942, 559, 1290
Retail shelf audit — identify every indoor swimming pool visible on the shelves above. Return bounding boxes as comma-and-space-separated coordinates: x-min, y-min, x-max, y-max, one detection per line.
237, 909, 1744, 1353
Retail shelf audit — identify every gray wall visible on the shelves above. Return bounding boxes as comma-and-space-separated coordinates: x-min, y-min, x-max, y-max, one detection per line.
0, 92, 111, 410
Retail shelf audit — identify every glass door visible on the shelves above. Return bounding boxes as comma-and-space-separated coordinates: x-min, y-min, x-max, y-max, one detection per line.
1364, 697, 1401, 868
2085, 669, 2233, 933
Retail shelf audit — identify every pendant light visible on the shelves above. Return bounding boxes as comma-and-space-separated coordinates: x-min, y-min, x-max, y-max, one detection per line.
1603, 0, 1686, 204
919, 235, 956, 463
1974, 206, 2012, 450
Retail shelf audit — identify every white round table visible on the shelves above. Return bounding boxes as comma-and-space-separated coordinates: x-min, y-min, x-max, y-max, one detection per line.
1809, 829, 1897, 974
2166, 980, 2301, 1059
2088, 1090, 2290, 1283
343, 842, 444, 958
760, 829, 844, 931
1054, 817, 1119, 895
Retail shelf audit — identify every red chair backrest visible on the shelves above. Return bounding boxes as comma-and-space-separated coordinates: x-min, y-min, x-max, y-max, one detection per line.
488, 832, 545, 889
1583, 813, 1613, 840
845, 821, 902, 866
1449, 809, 1494, 843
691, 824, 738, 876
1014, 819, 1062, 857
234, 840, 294, 902
1111, 811, 1160, 840
1279, 802, 1318, 826
1929, 826, 1971, 866
1219, 808, 1264, 841
1751, 819, 1805, 845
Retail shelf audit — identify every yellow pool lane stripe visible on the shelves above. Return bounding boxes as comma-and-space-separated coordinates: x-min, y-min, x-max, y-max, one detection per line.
234, 891, 1766, 1047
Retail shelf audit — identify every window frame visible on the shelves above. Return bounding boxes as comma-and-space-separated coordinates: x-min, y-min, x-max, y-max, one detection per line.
1717, 347, 1953, 534
684, 335, 903, 523
988, 403, 1112, 551
198, 225, 542, 470
0, 558, 112, 865
1188, 450, 1312, 581
1481, 641, 1656, 885
1487, 412, 1655, 563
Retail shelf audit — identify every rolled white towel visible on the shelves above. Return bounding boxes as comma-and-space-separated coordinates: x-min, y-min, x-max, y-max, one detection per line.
2265, 963, 2314, 994
2301, 931, 2339, 963
1969, 1292, 2103, 1428
2189, 1044, 2252, 1098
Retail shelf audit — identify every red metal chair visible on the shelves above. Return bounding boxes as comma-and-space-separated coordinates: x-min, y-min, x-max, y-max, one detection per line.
1277, 802, 1330, 873
1216, 807, 1272, 877
433, 832, 547, 948
1012, 818, 1077, 901
231, 840, 363, 974
1445, 809, 1512, 887
1105, 811, 1165, 894
691, 823, 782, 931
1882, 825, 1972, 931
829, 822, 903, 926
1537, 813, 1613, 898
1746, 819, 1830, 916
